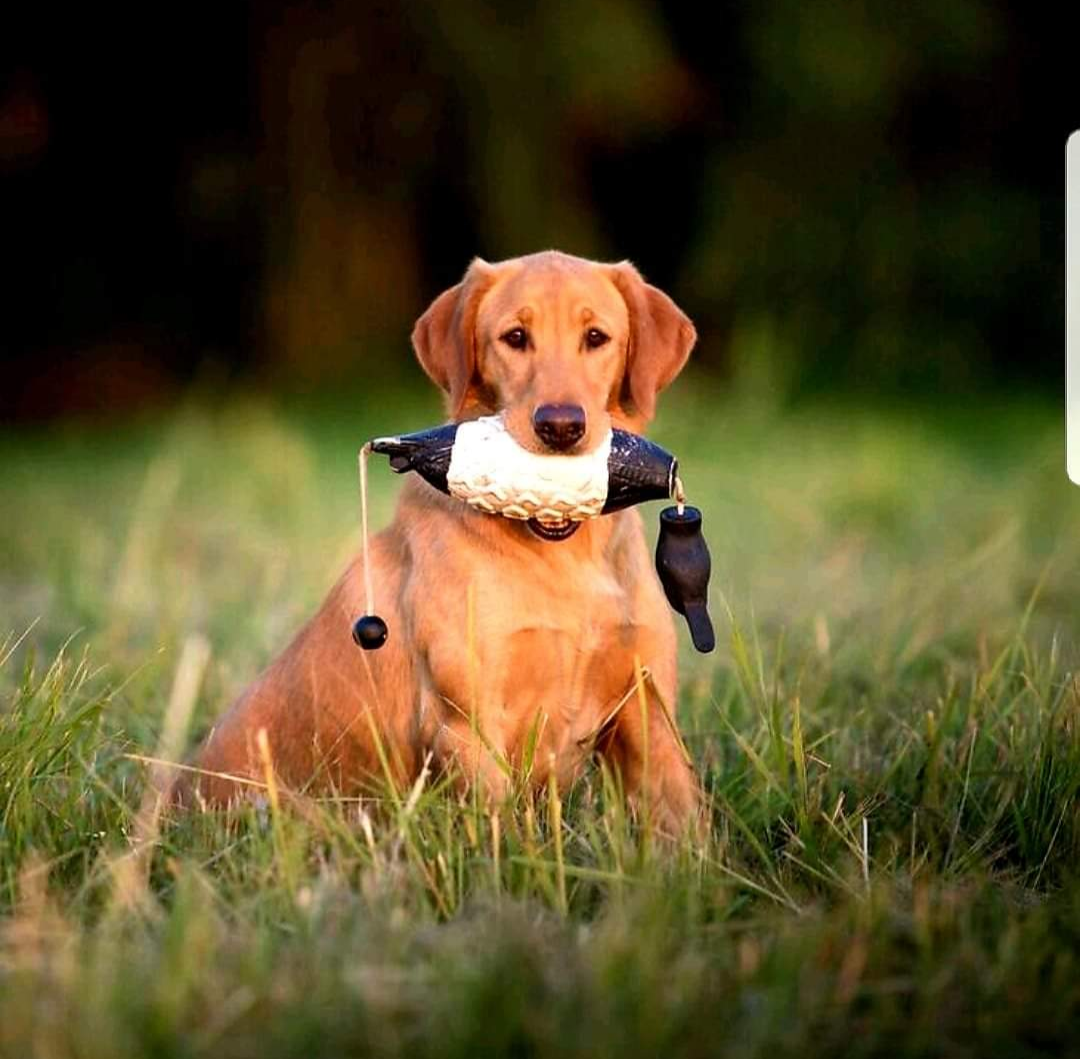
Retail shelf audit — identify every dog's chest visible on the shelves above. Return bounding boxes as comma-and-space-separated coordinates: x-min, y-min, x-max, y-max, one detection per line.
492, 544, 632, 644
498, 568, 633, 676
419, 553, 643, 753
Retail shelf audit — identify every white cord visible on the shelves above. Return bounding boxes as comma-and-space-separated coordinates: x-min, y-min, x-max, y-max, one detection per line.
358, 443, 374, 615
673, 474, 686, 517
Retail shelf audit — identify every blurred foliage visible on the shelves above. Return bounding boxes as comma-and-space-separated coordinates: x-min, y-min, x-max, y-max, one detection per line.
1, 0, 1063, 418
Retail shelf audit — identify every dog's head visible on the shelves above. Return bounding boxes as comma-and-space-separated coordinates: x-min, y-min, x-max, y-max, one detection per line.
411, 251, 696, 454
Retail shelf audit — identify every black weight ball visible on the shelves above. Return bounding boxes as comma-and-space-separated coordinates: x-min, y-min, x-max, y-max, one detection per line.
351, 614, 389, 650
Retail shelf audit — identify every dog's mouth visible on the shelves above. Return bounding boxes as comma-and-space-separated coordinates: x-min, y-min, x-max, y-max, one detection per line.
526, 517, 580, 542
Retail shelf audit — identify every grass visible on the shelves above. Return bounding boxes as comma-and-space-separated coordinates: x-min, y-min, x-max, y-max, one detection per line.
1, 376, 1079, 1057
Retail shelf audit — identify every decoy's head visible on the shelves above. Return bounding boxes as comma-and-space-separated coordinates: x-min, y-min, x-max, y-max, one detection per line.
411, 251, 697, 457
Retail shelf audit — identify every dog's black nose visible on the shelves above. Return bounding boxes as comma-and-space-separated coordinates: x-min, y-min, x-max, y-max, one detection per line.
533, 404, 586, 451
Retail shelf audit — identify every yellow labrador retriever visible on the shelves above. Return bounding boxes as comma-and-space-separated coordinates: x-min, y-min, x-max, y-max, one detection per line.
180, 250, 702, 834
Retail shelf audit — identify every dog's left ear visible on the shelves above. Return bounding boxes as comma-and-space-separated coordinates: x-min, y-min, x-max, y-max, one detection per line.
609, 261, 697, 422
412, 258, 496, 418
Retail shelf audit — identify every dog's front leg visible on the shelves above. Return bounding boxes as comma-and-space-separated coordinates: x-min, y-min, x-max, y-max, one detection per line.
599, 670, 703, 839
420, 685, 512, 806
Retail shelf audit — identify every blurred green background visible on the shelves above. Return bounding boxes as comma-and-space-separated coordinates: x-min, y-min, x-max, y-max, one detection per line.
0, 1, 1066, 419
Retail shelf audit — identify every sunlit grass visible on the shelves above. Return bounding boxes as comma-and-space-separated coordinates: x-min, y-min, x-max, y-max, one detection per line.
1, 380, 1078, 1056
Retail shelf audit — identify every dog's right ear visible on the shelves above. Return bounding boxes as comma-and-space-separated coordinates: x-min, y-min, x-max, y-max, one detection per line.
609, 261, 696, 423
411, 258, 496, 418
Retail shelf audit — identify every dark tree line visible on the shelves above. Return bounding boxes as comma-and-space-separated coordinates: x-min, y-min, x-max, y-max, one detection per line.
0, 1, 1068, 418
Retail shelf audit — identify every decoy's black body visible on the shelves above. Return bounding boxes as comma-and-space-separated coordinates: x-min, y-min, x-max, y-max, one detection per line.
603, 430, 679, 513
372, 424, 456, 494
369, 423, 676, 513
655, 506, 715, 653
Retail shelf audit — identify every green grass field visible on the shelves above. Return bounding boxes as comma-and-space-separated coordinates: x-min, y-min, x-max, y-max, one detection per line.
2, 378, 1079, 1058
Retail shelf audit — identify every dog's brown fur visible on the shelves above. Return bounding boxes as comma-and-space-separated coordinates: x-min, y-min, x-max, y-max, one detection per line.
179, 251, 702, 833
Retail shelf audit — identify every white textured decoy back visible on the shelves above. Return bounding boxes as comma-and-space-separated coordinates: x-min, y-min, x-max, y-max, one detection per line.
447, 415, 612, 523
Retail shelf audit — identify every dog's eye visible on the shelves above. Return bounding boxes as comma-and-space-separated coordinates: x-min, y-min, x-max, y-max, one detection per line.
500, 327, 528, 350
584, 328, 610, 350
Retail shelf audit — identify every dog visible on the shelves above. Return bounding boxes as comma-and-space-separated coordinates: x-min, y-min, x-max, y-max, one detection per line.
178, 250, 703, 834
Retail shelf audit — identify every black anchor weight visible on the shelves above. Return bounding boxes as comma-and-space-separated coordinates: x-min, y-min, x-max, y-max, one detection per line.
655, 505, 715, 653
351, 614, 388, 651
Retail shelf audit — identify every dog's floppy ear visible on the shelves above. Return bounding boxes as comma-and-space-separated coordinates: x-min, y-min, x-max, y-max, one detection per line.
609, 261, 696, 422
412, 258, 496, 418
